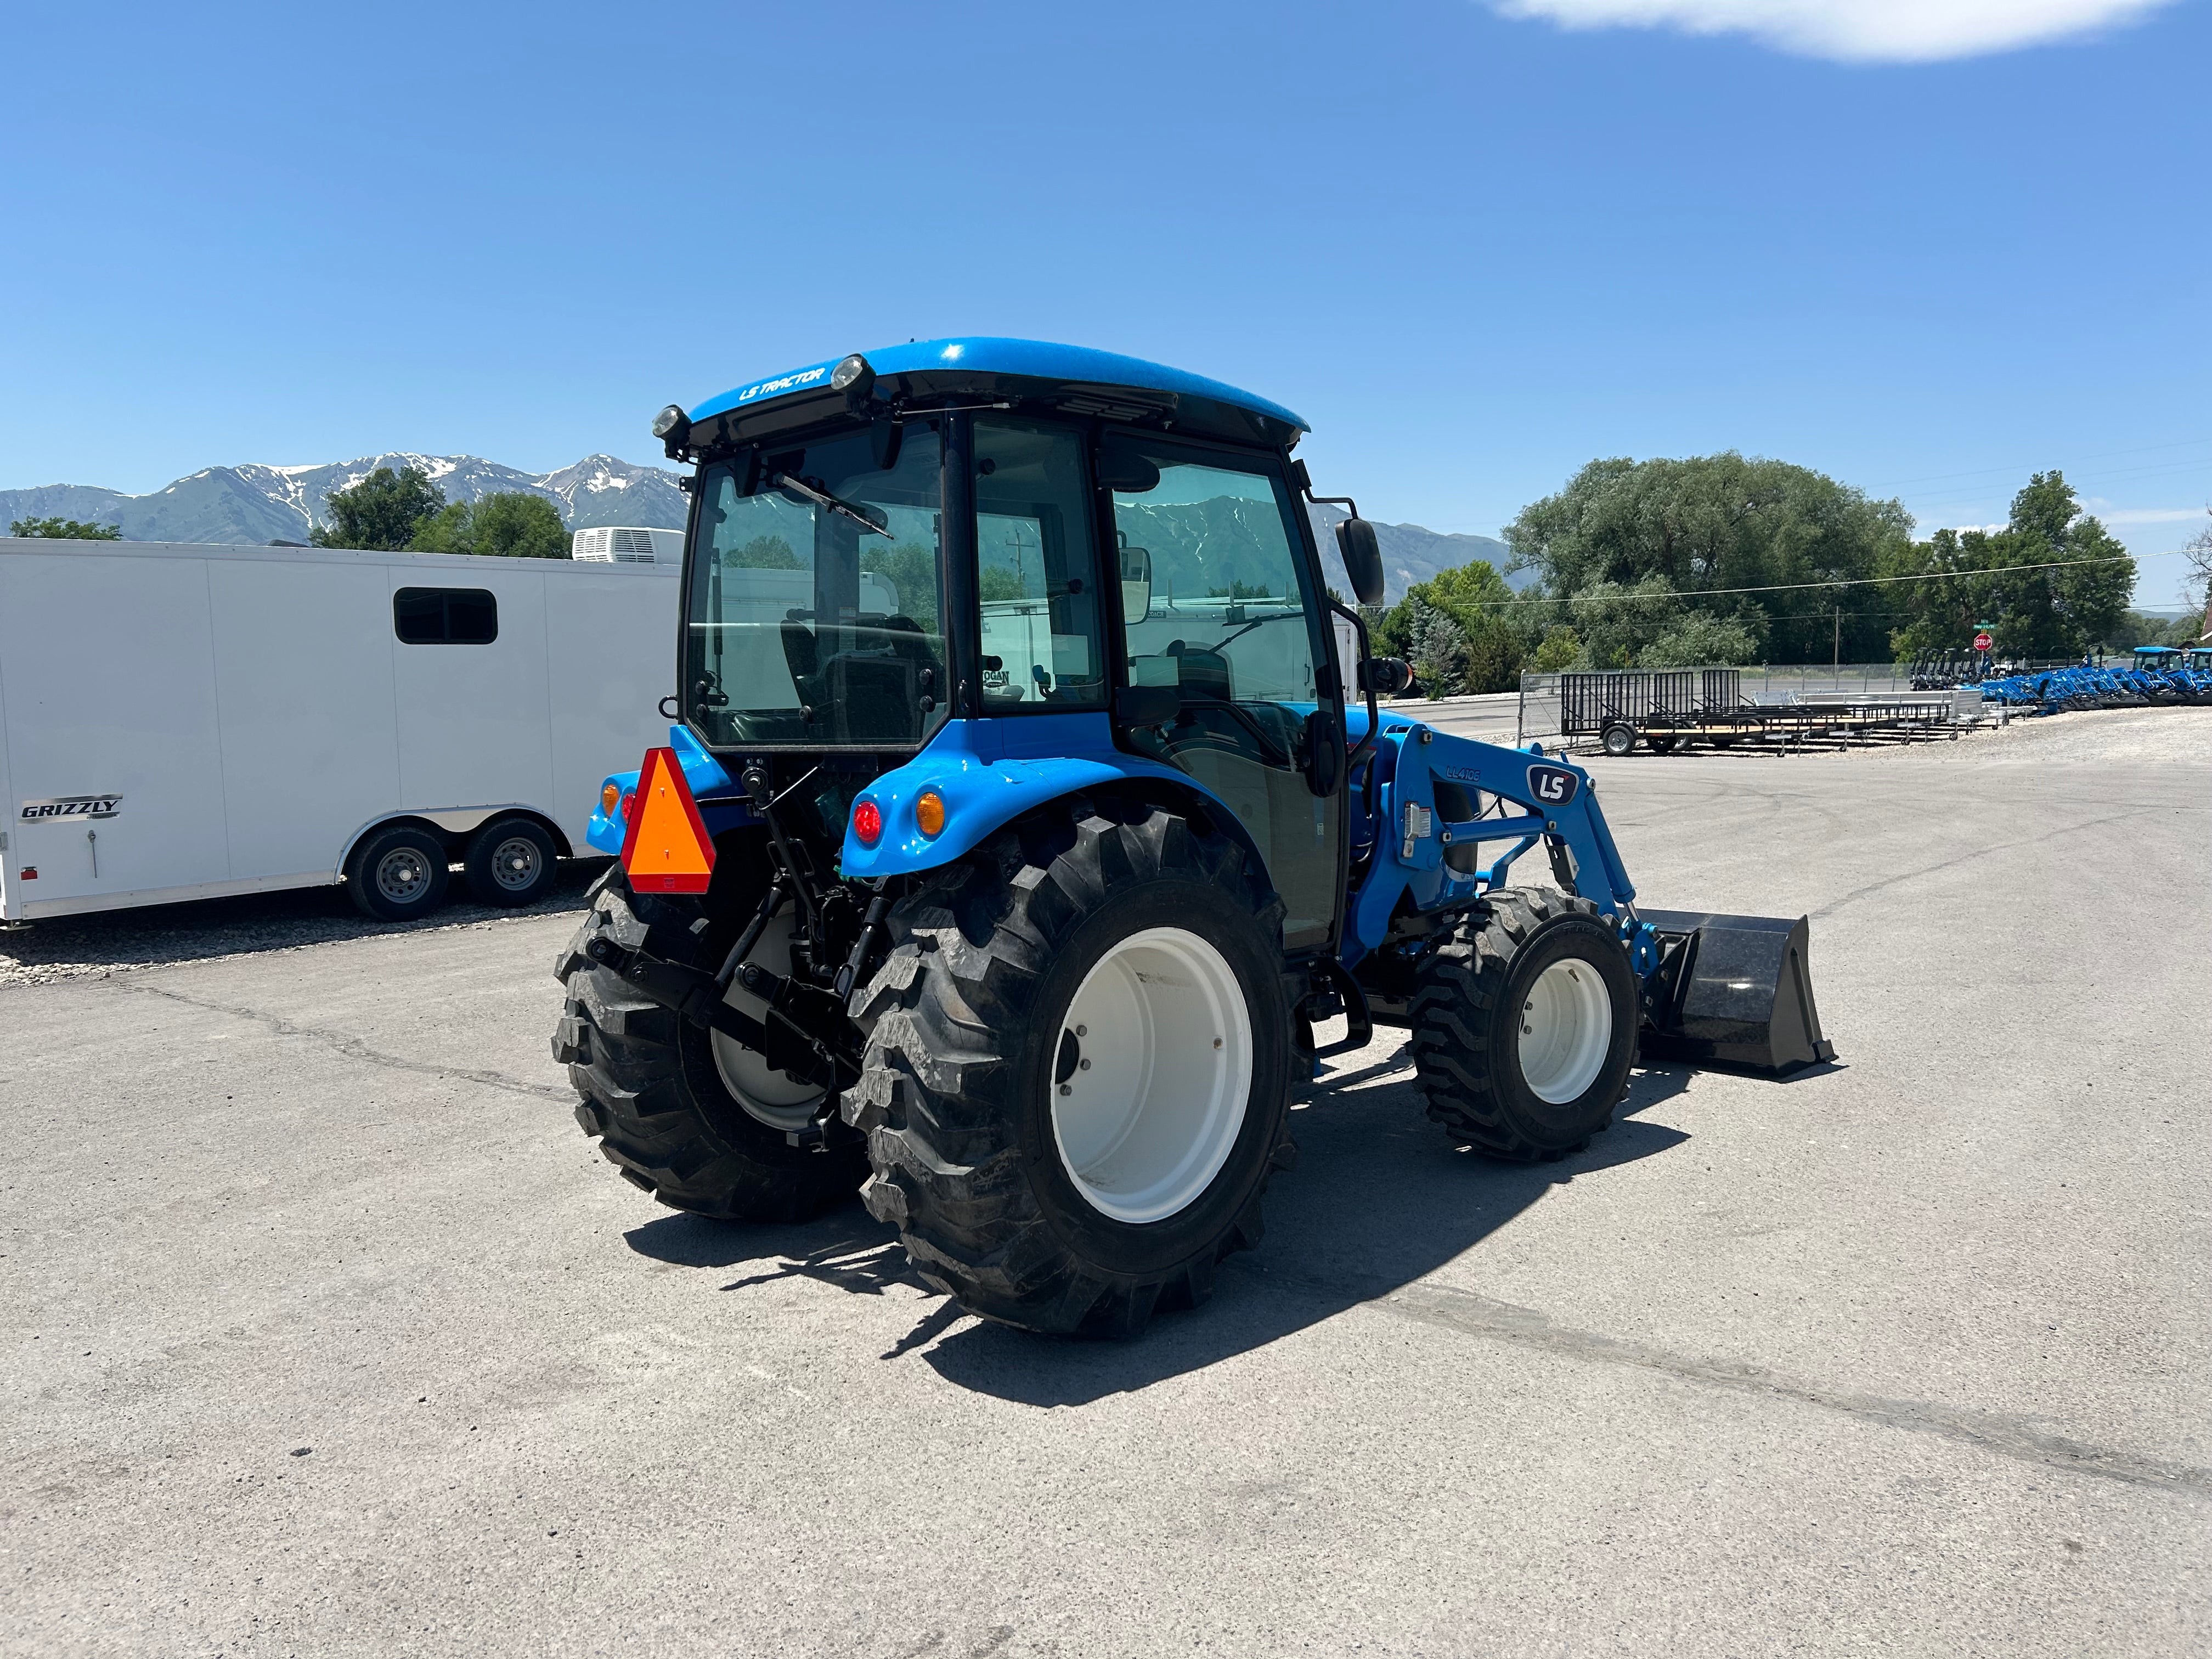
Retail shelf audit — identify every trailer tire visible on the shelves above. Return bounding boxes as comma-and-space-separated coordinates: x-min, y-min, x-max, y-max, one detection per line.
552, 876, 866, 1222
1645, 732, 1679, 755
347, 822, 450, 921
849, 804, 1292, 1338
465, 815, 557, 908
1600, 721, 1637, 757
1409, 888, 1634, 1161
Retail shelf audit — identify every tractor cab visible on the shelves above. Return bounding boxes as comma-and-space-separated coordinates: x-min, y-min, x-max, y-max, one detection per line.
647, 338, 1381, 956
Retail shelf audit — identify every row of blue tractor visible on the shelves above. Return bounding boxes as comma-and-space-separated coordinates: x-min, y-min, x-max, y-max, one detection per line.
551, 338, 1832, 1338
1980, 646, 2212, 714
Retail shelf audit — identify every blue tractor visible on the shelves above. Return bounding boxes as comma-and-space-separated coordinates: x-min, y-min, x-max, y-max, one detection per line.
554, 340, 1831, 1335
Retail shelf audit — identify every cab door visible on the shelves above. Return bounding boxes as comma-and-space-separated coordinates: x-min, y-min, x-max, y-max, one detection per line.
1101, 436, 1344, 951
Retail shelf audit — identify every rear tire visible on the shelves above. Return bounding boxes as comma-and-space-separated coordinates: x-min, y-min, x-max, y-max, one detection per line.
848, 804, 1292, 1337
552, 875, 866, 1221
465, 816, 557, 908
1409, 888, 1634, 1161
347, 823, 450, 921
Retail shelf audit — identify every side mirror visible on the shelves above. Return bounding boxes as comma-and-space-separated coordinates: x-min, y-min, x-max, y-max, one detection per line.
1118, 539, 1153, 626
1360, 656, 1414, 697
1335, 517, 1385, 607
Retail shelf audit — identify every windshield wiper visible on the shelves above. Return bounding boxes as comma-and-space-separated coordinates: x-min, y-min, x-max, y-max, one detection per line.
771, 472, 893, 539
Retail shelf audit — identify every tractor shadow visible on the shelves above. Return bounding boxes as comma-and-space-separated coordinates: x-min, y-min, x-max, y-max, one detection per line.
624, 1041, 1696, 1406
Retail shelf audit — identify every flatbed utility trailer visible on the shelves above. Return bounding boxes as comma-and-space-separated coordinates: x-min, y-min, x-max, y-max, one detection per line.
551, 338, 1832, 1338
1560, 669, 1955, 755
0, 537, 676, 923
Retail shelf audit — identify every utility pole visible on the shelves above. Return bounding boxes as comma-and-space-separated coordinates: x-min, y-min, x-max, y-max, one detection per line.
1833, 606, 1841, 675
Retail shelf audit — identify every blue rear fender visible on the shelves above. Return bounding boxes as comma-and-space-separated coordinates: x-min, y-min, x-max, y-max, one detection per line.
584, 725, 741, 856
840, 711, 1255, 878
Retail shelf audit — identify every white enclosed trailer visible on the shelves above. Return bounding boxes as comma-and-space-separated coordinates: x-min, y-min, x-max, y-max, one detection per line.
0, 538, 678, 924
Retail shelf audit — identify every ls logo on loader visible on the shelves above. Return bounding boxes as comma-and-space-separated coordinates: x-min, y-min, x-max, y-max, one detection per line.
1526, 765, 1579, 808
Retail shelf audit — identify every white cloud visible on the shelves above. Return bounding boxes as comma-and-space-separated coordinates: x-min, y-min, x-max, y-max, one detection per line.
2098, 506, 2211, 526
1489, 0, 2176, 63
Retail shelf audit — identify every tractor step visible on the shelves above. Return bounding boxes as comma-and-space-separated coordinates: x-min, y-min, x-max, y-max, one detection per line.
1636, 909, 1835, 1075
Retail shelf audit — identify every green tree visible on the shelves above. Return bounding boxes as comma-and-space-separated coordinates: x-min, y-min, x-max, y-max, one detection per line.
1506, 453, 1913, 665
723, 534, 800, 569
1531, 627, 1582, 673
1405, 596, 1471, 698
1373, 559, 1525, 691
313, 466, 446, 551
10, 517, 121, 539
411, 492, 571, 558
1883, 472, 2134, 660
860, 542, 940, 629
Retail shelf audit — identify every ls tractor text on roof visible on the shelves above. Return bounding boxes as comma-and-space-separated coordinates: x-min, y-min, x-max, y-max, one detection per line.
553, 340, 1833, 1338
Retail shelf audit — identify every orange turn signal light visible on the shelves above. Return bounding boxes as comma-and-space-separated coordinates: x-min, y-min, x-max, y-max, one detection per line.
915, 790, 946, 838
601, 782, 620, 816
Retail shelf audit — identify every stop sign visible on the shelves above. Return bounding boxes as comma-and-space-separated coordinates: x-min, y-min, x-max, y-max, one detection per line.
1973, 631, 1993, 651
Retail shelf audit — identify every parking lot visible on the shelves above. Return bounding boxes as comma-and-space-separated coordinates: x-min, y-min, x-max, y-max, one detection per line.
5, 706, 2208, 1657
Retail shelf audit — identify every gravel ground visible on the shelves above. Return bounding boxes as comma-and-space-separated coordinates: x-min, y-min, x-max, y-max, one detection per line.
0, 860, 611, 989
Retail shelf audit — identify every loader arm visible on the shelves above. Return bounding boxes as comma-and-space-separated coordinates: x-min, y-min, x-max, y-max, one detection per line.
1343, 713, 1652, 973
1343, 712, 1830, 1075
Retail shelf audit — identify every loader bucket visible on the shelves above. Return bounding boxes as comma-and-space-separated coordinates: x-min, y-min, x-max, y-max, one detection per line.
1637, 909, 1836, 1075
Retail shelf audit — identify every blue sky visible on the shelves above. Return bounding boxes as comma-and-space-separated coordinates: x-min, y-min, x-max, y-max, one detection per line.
4, 1, 2205, 603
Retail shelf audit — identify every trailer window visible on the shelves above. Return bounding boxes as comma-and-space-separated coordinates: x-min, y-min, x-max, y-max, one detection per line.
394, 587, 498, 645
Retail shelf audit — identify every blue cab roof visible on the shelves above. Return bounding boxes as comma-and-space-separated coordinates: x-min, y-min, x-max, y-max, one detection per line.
689, 337, 1308, 435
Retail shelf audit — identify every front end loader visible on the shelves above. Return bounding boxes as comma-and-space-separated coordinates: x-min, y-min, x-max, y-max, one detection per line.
553, 338, 1831, 1336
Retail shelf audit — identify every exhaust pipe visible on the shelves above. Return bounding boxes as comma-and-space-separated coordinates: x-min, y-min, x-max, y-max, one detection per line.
1637, 909, 1835, 1075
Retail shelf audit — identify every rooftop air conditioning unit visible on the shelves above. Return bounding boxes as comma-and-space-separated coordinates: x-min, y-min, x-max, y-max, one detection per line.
572, 526, 684, 565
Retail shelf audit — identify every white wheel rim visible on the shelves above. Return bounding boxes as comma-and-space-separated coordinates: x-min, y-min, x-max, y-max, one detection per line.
1517, 956, 1613, 1105
712, 923, 826, 1132
1049, 926, 1254, 1225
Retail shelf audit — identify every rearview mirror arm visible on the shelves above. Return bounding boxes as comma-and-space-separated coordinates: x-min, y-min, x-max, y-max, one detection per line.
1327, 599, 1381, 775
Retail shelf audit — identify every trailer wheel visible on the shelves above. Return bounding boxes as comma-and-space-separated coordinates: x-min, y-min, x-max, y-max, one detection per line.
347, 822, 450, 921
552, 875, 866, 1221
1409, 888, 1634, 1161
848, 805, 1292, 1338
465, 816, 557, 908
1645, 732, 1679, 755
1600, 721, 1637, 757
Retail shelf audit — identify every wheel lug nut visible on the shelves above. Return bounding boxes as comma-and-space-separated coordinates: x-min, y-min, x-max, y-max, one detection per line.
1079, 1058, 1090, 1070
1075, 1025, 1086, 1037
1058, 1084, 1071, 1097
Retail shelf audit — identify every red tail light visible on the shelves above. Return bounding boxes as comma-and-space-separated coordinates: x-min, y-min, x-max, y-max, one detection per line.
852, 799, 883, 847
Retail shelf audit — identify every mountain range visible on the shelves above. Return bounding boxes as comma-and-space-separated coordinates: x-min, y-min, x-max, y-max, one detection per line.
1, 453, 1527, 603
0, 454, 690, 548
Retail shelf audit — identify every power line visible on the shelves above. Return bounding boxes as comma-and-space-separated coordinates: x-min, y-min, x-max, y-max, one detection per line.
1466, 554, 2135, 611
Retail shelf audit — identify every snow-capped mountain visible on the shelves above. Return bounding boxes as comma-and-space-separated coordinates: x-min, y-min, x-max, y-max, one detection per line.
2, 453, 1522, 605
0, 453, 690, 546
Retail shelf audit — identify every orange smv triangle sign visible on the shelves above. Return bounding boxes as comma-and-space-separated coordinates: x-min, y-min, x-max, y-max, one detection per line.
618, 747, 716, 894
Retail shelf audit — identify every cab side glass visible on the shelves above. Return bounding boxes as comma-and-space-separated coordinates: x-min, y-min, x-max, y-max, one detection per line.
974, 419, 1105, 712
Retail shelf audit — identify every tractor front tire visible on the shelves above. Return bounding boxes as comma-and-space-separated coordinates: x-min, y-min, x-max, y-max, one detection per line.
552, 875, 867, 1221
1410, 888, 1634, 1161
849, 804, 1293, 1338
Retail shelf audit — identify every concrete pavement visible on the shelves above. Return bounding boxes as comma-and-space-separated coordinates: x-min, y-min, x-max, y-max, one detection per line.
4, 707, 2207, 1657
